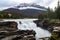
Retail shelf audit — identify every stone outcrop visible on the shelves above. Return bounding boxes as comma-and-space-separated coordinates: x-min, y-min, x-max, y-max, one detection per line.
33, 19, 43, 27
0, 21, 36, 40
33, 20, 54, 32
34, 19, 60, 33
0, 21, 18, 31
0, 30, 36, 40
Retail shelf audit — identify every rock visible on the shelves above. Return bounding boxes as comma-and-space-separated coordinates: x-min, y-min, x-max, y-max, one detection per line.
33, 19, 43, 27
0, 30, 36, 40
1, 35, 18, 40
17, 30, 36, 36
0, 21, 18, 31
43, 20, 50, 29
0, 35, 5, 39
19, 22, 22, 24
33, 19, 54, 32
55, 23, 60, 26
53, 27, 60, 32
12, 34, 36, 40
0, 21, 36, 40
33, 20, 50, 29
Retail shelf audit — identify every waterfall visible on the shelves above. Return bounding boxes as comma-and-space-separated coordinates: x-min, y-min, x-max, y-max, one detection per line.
17, 19, 51, 40
4, 19, 51, 40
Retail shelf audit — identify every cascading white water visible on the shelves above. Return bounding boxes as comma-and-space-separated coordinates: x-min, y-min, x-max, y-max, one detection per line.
4, 19, 51, 40
17, 19, 51, 40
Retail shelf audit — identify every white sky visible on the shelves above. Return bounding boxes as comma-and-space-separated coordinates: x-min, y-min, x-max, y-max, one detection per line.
0, 0, 59, 10
48, 0, 59, 10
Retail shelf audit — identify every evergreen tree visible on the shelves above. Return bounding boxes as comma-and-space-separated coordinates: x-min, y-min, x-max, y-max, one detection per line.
55, 7, 60, 19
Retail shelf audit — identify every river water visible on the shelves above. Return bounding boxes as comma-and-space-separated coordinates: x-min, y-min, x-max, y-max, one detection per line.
3, 19, 51, 40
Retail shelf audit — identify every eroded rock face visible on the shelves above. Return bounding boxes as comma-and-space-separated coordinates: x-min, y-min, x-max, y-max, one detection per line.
33, 19, 43, 27
33, 20, 50, 29
0, 30, 36, 40
33, 20, 54, 32
0, 21, 18, 31
13, 30, 36, 40
0, 21, 36, 40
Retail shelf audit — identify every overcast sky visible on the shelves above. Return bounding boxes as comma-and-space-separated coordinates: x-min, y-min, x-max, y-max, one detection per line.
0, 0, 59, 10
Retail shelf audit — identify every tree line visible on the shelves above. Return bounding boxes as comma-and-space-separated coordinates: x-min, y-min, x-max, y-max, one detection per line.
0, 6, 60, 19
38, 6, 60, 19
0, 11, 37, 19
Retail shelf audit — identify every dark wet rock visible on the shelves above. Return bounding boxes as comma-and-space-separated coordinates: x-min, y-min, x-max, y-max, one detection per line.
19, 22, 22, 24
33, 20, 50, 29
33, 20, 55, 32
0, 30, 36, 40
0, 35, 6, 39
17, 30, 36, 36
54, 23, 60, 26
0, 21, 18, 31
33, 19, 43, 27
12, 34, 36, 40
43, 20, 50, 29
